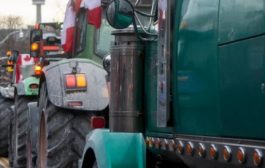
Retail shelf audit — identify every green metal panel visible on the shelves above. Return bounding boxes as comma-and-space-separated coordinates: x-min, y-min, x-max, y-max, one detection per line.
22, 76, 39, 95
81, 129, 145, 168
218, 0, 265, 44
219, 35, 265, 139
173, 0, 221, 136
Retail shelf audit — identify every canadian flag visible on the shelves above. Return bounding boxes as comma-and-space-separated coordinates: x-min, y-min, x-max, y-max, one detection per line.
61, 0, 76, 53
15, 54, 35, 83
81, 0, 102, 28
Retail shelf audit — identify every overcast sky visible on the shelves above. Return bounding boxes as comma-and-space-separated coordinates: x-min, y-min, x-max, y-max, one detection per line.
0, 0, 68, 26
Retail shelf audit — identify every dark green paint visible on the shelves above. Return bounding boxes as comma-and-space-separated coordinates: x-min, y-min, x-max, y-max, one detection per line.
219, 35, 265, 139
219, 0, 265, 43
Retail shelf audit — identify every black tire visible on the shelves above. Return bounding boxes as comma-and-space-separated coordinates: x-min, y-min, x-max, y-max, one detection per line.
11, 95, 36, 168
0, 96, 13, 157
37, 82, 93, 168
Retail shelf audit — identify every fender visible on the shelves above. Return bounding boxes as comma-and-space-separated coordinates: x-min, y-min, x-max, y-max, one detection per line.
27, 102, 39, 157
42, 58, 109, 111
80, 129, 146, 168
16, 76, 40, 96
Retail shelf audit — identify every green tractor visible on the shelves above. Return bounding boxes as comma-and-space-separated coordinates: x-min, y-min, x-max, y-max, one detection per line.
79, 0, 265, 168
24, 1, 113, 168
0, 51, 15, 159
9, 22, 64, 168
8, 50, 40, 168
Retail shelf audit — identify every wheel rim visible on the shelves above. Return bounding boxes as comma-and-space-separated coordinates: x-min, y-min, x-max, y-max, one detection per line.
38, 112, 47, 168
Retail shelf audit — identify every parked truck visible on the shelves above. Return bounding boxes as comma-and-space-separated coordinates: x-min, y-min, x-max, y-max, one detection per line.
79, 0, 265, 168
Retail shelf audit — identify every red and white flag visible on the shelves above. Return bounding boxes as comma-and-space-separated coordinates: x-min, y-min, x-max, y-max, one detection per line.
21, 54, 34, 66
15, 54, 35, 83
81, 0, 102, 28
61, 0, 76, 53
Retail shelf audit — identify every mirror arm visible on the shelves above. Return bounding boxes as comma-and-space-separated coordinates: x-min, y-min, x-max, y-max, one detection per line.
134, 13, 157, 36
134, 9, 155, 17
134, 0, 141, 7
148, 0, 158, 29
133, 17, 157, 41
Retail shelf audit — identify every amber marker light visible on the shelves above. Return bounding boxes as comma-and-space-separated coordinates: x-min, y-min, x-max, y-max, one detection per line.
161, 139, 168, 150
197, 143, 206, 158
223, 146, 232, 162
168, 140, 176, 152
76, 74, 87, 88
186, 142, 194, 156
237, 147, 246, 164
253, 149, 263, 167
6, 51, 12, 57
154, 138, 161, 149
146, 137, 153, 148
177, 141, 184, 154
31, 43, 39, 51
34, 65, 42, 75
209, 144, 218, 160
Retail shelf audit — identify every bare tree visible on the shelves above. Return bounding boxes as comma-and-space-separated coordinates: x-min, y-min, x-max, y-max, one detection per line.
0, 15, 26, 56
0, 15, 23, 29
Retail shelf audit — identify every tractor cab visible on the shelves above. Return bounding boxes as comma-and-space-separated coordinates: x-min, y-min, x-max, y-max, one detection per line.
30, 22, 65, 59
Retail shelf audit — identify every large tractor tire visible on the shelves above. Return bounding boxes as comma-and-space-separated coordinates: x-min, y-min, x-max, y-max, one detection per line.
37, 82, 93, 168
0, 96, 13, 157
10, 95, 36, 168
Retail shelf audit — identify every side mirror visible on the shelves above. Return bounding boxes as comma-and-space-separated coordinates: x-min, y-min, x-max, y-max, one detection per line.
103, 55, 111, 74
30, 29, 43, 57
106, 0, 134, 29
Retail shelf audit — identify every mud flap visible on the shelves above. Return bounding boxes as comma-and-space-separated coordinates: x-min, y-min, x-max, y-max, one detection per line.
80, 129, 146, 168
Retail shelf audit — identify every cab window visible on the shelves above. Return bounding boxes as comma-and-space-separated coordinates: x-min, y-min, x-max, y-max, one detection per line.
75, 9, 87, 53
94, 15, 114, 58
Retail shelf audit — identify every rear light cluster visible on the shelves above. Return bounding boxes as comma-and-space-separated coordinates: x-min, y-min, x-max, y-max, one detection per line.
34, 65, 42, 75
65, 74, 87, 91
146, 137, 264, 167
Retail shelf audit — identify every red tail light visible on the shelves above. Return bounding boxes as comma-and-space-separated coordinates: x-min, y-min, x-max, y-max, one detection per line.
65, 74, 76, 88
91, 116, 105, 129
